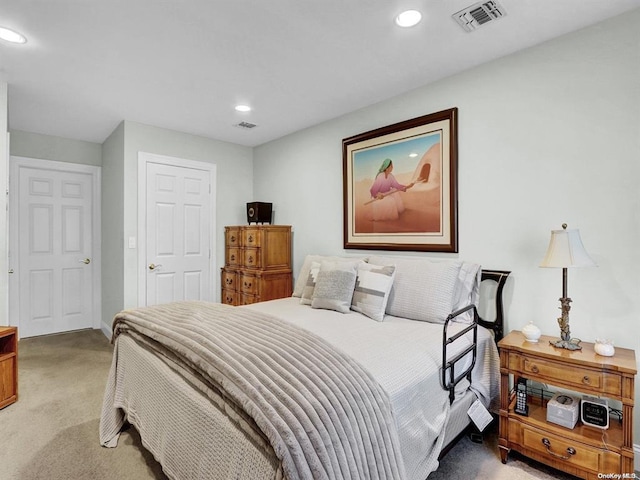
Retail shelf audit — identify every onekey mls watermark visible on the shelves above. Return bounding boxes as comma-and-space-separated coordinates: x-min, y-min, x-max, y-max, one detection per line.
597, 474, 636, 479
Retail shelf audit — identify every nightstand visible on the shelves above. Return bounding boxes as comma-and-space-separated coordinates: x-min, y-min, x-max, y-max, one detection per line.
0, 326, 18, 409
498, 330, 636, 479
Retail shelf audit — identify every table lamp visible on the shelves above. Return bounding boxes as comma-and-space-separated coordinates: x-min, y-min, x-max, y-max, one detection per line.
540, 223, 596, 350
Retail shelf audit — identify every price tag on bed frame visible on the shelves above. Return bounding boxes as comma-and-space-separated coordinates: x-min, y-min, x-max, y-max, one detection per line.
467, 399, 493, 432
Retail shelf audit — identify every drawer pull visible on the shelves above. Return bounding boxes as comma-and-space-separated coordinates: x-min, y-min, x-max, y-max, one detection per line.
230, 235, 236, 243
230, 254, 236, 262
541, 438, 576, 460
248, 235, 254, 243
247, 256, 254, 264
244, 281, 252, 288
225, 278, 233, 285
582, 375, 590, 384
531, 364, 539, 374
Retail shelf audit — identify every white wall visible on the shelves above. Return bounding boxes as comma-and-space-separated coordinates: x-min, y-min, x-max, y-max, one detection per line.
0, 82, 8, 326
110, 121, 252, 327
254, 12, 640, 440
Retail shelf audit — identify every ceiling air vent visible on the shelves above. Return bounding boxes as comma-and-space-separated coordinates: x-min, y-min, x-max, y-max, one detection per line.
453, 1, 506, 32
234, 121, 257, 129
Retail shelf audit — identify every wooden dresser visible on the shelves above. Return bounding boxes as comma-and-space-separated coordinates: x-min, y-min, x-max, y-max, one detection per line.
221, 225, 292, 306
0, 326, 18, 409
498, 331, 636, 479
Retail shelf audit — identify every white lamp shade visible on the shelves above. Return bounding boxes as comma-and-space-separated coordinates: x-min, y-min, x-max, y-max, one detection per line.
540, 228, 596, 268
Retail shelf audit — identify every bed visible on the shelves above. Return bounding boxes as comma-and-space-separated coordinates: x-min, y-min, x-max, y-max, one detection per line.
100, 255, 510, 480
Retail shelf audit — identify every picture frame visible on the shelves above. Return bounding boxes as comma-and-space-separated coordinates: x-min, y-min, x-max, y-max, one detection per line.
342, 108, 458, 252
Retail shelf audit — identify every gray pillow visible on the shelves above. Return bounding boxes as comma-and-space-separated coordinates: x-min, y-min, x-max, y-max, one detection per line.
311, 261, 359, 313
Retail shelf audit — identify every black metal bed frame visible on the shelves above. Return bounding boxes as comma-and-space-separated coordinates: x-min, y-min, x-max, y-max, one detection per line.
441, 269, 510, 405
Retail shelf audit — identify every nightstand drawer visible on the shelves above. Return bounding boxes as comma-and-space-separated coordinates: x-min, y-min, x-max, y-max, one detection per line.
522, 426, 602, 472
523, 356, 604, 390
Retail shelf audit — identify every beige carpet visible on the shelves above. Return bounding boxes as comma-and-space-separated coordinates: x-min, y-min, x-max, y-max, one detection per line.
1, 329, 583, 480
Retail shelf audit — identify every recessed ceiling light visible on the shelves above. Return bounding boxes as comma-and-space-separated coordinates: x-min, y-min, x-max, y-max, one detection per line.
0, 27, 27, 44
395, 10, 422, 28
409, 152, 418, 158
235, 104, 251, 112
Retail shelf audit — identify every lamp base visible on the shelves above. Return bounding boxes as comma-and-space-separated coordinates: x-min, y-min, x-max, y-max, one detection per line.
549, 338, 582, 351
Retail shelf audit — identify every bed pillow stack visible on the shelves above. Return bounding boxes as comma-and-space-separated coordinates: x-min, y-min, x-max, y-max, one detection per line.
293, 254, 480, 324
295, 255, 394, 319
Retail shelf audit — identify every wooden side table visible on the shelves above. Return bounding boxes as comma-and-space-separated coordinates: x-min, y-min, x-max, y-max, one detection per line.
0, 326, 18, 409
498, 330, 636, 479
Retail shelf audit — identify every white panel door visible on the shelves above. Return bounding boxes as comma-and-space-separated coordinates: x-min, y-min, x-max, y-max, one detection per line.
12, 163, 95, 337
145, 161, 212, 306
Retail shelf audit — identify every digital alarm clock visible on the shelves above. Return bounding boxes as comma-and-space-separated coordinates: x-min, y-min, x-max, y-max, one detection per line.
581, 396, 609, 429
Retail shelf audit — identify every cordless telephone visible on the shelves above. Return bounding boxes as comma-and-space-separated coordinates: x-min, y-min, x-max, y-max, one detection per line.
514, 377, 529, 416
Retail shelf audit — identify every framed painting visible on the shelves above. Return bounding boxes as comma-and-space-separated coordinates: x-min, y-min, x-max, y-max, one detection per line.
343, 108, 458, 252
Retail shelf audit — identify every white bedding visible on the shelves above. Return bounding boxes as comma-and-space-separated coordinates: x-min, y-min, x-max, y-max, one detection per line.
244, 298, 500, 480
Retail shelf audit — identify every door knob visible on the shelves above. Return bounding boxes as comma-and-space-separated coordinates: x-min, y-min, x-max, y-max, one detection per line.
8, 269, 13, 274
148, 263, 162, 270
79, 258, 91, 265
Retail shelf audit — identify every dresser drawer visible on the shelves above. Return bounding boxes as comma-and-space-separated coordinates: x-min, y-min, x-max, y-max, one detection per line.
240, 274, 258, 295
240, 293, 258, 305
243, 248, 261, 268
225, 228, 241, 247
242, 228, 261, 247
226, 247, 241, 267
222, 289, 237, 306
221, 270, 237, 291
522, 425, 618, 473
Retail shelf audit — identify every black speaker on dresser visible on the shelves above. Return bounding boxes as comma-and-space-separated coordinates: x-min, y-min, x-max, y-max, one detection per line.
246, 202, 272, 224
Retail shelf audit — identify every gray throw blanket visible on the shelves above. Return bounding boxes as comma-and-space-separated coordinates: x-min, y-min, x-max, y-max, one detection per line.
100, 301, 407, 480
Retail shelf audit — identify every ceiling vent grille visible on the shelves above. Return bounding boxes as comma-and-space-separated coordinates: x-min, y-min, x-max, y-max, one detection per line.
453, 1, 506, 32
235, 121, 257, 129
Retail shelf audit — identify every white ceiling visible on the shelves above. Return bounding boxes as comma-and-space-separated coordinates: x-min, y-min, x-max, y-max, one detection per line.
1, 0, 640, 147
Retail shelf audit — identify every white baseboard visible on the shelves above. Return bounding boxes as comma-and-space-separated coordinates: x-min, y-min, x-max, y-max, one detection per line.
100, 322, 112, 340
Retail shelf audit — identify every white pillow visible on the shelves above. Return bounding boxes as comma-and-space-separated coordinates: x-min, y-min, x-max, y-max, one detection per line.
452, 262, 482, 322
292, 255, 367, 297
311, 260, 359, 313
351, 263, 396, 322
300, 261, 321, 305
368, 256, 463, 323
